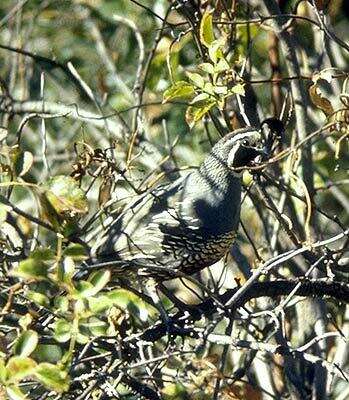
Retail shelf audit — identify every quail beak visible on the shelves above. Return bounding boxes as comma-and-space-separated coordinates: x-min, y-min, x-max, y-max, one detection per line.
230, 144, 265, 169
244, 146, 267, 165
243, 132, 267, 165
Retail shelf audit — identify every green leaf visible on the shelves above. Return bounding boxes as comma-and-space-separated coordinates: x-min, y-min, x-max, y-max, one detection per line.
185, 100, 216, 129
229, 83, 245, 96
214, 86, 228, 95
43, 175, 88, 219
74, 270, 110, 298
18, 314, 32, 331
57, 256, 75, 284
76, 332, 90, 344
26, 291, 50, 307
34, 344, 62, 364
6, 386, 27, 400
13, 330, 38, 357
36, 191, 61, 230
54, 296, 69, 313
12, 258, 49, 280
94, 289, 151, 321
162, 81, 195, 103
186, 72, 205, 88
53, 319, 71, 343
162, 382, 187, 399
12, 150, 34, 177
200, 11, 215, 47
198, 62, 215, 74
7, 357, 37, 382
0, 358, 7, 383
88, 295, 113, 313
74, 281, 94, 299
81, 317, 109, 337
30, 248, 56, 261
208, 39, 225, 64
88, 270, 111, 293
203, 82, 215, 95
62, 243, 88, 260
75, 298, 86, 314
190, 93, 211, 105
214, 58, 230, 73
34, 363, 70, 393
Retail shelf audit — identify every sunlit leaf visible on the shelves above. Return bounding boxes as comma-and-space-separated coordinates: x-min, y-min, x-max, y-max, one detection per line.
18, 314, 32, 331
43, 175, 88, 219
203, 82, 215, 95
208, 39, 225, 64
7, 357, 37, 382
6, 386, 27, 400
57, 256, 75, 284
26, 291, 50, 307
200, 11, 215, 47
12, 150, 34, 177
214, 58, 230, 73
214, 86, 228, 95
88, 270, 110, 293
186, 72, 205, 88
198, 62, 215, 74
34, 363, 70, 393
11, 258, 49, 280
88, 294, 114, 314
53, 319, 71, 343
190, 93, 211, 105
162, 81, 195, 103
81, 317, 109, 336
185, 100, 216, 129
62, 243, 88, 260
74, 280, 94, 299
13, 330, 38, 357
54, 296, 69, 313
229, 83, 245, 96
74, 270, 110, 299
0, 358, 7, 383
162, 382, 187, 399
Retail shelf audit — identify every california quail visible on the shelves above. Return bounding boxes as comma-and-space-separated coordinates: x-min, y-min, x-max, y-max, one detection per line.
89, 123, 279, 280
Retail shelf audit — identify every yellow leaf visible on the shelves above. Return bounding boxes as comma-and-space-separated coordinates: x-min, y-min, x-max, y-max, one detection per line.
200, 11, 215, 48
185, 100, 216, 129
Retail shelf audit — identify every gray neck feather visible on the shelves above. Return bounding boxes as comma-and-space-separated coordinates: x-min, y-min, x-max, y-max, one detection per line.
195, 145, 240, 192
187, 146, 242, 235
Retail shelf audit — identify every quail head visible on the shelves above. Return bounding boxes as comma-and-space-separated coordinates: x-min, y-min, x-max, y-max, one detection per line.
89, 124, 277, 280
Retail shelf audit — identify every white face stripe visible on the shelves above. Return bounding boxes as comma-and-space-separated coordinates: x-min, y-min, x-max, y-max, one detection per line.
233, 129, 259, 140
224, 129, 261, 147
225, 128, 261, 169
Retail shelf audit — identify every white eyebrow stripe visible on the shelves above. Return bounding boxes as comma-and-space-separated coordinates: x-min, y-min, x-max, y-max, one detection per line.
232, 130, 259, 142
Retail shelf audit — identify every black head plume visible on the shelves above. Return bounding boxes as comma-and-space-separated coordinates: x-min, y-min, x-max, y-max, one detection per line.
260, 117, 285, 158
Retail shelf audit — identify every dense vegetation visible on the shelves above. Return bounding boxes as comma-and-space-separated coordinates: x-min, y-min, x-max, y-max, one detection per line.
0, 0, 348, 399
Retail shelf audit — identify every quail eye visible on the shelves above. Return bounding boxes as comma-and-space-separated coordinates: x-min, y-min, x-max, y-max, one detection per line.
242, 139, 249, 146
